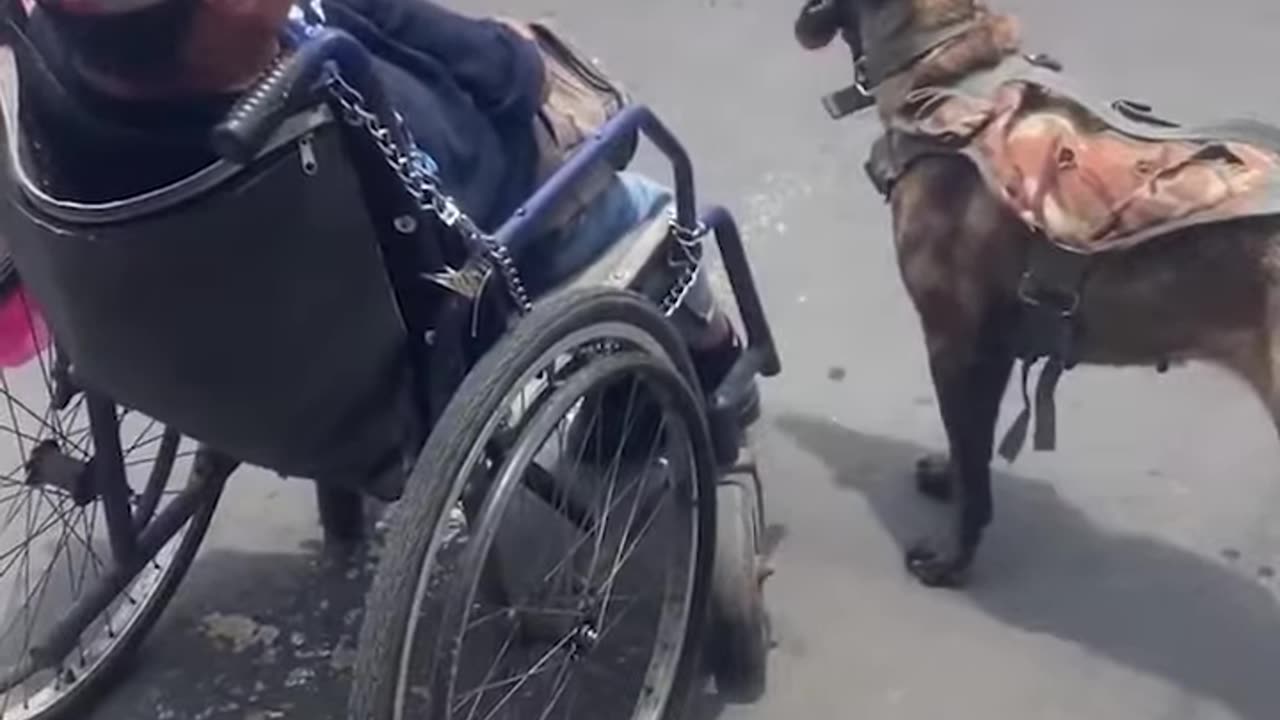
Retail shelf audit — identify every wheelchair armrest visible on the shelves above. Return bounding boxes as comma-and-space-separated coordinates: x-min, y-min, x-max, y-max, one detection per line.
213, 28, 400, 164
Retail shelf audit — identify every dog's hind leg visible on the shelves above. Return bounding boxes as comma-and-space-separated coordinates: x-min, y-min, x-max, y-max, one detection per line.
905, 308, 1016, 587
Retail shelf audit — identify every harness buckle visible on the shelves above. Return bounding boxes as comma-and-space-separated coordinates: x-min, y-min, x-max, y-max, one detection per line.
853, 56, 871, 96
822, 54, 878, 120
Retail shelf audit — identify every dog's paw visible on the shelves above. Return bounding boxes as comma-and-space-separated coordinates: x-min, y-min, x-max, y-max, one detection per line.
905, 541, 971, 588
914, 454, 953, 503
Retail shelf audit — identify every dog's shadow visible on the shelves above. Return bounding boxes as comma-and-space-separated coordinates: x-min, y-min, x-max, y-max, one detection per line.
779, 413, 1280, 720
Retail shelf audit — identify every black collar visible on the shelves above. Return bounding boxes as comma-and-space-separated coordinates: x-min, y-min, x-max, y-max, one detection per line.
862, 16, 979, 88
822, 12, 980, 119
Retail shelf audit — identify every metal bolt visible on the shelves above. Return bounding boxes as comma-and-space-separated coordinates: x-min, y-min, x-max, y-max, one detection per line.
393, 215, 418, 234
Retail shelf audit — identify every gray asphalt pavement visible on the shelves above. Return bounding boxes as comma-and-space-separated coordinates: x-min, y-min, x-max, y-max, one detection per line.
86, 1, 1280, 718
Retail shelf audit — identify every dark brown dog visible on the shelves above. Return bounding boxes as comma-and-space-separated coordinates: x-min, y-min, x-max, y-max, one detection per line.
796, 0, 1280, 587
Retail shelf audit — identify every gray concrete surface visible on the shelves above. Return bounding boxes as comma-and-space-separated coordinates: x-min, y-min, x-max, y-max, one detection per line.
81, 0, 1280, 718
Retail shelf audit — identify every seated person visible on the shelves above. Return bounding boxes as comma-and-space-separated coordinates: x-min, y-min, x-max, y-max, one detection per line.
13, 0, 752, 407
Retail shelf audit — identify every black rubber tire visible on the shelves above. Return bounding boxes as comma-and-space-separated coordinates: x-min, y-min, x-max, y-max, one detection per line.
3, 430, 224, 720
707, 480, 769, 703
350, 287, 715, 720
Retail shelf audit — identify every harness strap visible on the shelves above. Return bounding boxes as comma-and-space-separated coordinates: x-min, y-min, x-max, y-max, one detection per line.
997, 241, 1091, 461
1033, 356, 1064, 451
997, 359, 1033, 461
997, 355, 1066, 462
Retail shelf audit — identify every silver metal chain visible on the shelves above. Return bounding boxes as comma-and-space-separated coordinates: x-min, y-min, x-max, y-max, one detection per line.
326, 73, 534, 313
662, 217, 707, 317
325, 71, 707, 319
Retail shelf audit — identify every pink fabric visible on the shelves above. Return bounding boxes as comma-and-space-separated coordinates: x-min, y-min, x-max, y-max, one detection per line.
0, 286, 50, 369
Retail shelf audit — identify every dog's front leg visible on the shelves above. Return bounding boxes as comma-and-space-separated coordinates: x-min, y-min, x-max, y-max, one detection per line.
906, 319, 1014, 587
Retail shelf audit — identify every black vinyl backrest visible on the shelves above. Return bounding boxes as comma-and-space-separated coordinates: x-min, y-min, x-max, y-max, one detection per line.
0, 43, 421, 486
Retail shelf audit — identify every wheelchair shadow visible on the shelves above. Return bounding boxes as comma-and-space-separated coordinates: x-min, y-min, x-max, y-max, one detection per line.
777, 413, 1280, 720
85, 539, 379, 720
84, 507, 749, 720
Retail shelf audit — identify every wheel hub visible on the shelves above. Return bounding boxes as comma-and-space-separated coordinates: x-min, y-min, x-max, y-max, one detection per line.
24, 440, 94, 506
569, 621, 599, 656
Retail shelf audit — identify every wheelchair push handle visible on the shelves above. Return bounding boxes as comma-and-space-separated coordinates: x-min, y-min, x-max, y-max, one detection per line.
212, 29, 384, 164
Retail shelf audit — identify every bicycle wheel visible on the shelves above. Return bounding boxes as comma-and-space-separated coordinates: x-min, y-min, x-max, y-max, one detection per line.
352, 287, 717, 720
0, 289, 222, 720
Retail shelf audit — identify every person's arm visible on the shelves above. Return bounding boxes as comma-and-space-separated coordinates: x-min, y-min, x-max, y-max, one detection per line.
320, 0, 543, 122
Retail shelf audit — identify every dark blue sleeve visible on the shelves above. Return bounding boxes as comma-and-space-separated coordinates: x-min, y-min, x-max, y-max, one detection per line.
319, 0, 543, 123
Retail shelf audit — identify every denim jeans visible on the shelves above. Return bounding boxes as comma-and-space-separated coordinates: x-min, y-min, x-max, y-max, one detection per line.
521, 172, 716, 333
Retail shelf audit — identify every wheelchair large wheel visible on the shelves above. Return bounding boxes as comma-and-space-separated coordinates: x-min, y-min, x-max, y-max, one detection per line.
352, 287, 717, 720
0, 290, 220, 720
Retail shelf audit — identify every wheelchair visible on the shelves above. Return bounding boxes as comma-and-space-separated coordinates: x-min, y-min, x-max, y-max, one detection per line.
0, 23, 780, 720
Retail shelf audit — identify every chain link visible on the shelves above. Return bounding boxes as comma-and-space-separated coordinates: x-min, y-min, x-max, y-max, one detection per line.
660, 216, 708, 317
327, 73, 533, 313
326, 71, 706, 319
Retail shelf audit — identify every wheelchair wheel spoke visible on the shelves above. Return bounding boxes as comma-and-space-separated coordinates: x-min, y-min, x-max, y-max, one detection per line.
124, 448, 195, 469
0, 380, 86, 459
595, 463, 665, 626
0, 507, 67, 577
0, 489, 29, 509
593, 495, 670, 635
535, 467, 655, 589
470, 631, 576, 720
123, 430, 166, 455
10, 505, 75, 657
0, 424, 43, 451
0, 376, 28, 464
586, 379, 642, 580
593, 594, 641, 647
122, 418, 159, 455
534, 652, 575, 720
458, 617, 521, 720
0, 395, 203, 709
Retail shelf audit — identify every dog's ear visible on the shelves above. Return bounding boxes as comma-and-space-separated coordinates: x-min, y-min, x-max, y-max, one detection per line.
795, 0, 843, 50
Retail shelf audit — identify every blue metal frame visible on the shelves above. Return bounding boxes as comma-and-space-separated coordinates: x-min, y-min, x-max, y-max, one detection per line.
493, 105, 781, 464
493, 105, 697, 253
494, 106, 779, 375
